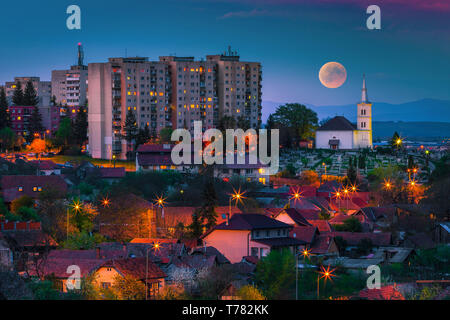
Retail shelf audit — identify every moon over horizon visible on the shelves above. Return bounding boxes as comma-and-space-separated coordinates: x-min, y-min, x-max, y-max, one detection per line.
319, 62, 347, 88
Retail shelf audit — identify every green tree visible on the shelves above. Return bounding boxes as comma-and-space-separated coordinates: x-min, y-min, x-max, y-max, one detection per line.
236, 116, 251, 131
334, 217, 362, 232
254, 249, 295, 299
55, 117, 73, 148
12, 81, 24, 106
334, 236, 348, 255
123, 109, 138, 143
199, 179, 218, 229
346, 157, 357, 185
159, 127, 173, 144
27, 106, 44, 140
218, 115, 237, 132
271, 103, 318, 143
0, 88, 10, 129
390, 131, 402, 151
356, 238, 373, 255
73, 106, 88, 146
136, 124, 151, 147
0, 127, 16, 151
188, 208, 204, 239
23, 80, 39, 106
10, 195, 34, 214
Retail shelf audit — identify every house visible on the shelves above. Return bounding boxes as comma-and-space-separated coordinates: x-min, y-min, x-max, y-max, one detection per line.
201, 214, 306, 263
99, 167, 126, 184
353, 206, 396, 230
0, 233, 13, 269
272, 208, 312, 227
93, 257, 166, 298
309, 234, 339, 256
135, 144, 197, 173
0, 175, 68, 204
214, 154, 270, 185
330, 231, 392, 252
29, 160, 61, 175
434, 222, 450, 244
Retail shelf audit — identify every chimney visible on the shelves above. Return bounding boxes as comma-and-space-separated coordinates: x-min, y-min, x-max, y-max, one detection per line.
95, 247, 101, 259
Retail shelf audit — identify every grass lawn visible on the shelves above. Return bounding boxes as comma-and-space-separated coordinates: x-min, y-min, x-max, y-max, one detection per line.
49, 155, 136, 171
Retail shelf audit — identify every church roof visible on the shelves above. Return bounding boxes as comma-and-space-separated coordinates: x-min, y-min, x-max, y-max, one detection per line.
316, 116, 356, 131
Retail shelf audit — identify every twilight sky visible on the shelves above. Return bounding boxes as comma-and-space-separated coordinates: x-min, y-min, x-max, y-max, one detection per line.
0, 0, 449, 107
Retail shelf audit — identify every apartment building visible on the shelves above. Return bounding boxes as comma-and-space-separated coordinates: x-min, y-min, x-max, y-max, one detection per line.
4, 77, 52, 107
159, 56, 219, 136
51, 43, 88, 118
207, 48, 262, 129
88, 57, 171, 160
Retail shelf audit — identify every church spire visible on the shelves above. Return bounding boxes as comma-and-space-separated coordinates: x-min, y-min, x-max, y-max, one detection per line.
361, 74, 369, 103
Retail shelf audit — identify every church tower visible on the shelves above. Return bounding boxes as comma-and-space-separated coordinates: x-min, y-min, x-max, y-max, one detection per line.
356, 75, 373, 148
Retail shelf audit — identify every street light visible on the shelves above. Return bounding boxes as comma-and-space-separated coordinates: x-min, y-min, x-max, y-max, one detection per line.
67, 200, 82, 240
296, 248, 311, 300
317, 265, 336, 299
153, 196, 167, 236
289, 188, 303, 208
229, 188, 246, 219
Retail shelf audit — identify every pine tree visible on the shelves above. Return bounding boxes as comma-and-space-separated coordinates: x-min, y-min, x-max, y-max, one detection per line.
136, 124, 151, 147
200, 179, 218, 229
12, 81, 24, 106
23, 80, 39, 106
73, 106, 88, 146
189, 208, 204, 239
346, 156, 357, 185
123, 109, 138, 142
27, 106, 44, 141
0, 88, 10, 129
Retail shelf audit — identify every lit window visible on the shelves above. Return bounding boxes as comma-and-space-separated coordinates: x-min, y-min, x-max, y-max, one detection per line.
33, 187, 38, 192
18, 186, 23, 192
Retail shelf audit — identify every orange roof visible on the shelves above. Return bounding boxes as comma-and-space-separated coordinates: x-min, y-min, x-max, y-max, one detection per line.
359, 285, 405, 300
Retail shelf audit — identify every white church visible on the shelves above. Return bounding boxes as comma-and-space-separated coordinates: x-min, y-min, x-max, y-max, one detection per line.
315, 75, 373, 150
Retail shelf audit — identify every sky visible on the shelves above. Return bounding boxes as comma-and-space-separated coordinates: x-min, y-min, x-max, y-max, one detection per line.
0, 0, 449, 109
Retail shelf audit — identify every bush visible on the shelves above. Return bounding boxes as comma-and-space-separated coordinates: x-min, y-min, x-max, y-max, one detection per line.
237, 285, 266, 300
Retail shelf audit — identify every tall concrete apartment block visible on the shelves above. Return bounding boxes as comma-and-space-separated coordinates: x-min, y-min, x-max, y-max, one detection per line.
88, 50, 262, 159
88, 57, 171, 160
52, 44, 88, 117
207, 50, 262, 129
160, 56, 219, 136
4, 77, 52, 107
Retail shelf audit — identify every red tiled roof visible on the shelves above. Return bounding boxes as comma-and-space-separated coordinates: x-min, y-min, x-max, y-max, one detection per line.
290, 198, 321, 211
2, 230, 57, 247
137, 153, 174, 166
295, 209, 320, 220
289, 186, 317, 197
1, 175, 68, 202
274, 208, 311, 226
359, 285, 405, 300
329, 213, 365, 224
330, 231, 392, 246
29, 160, 59, 170
164, 206, 242, 228
28, 258, 102, 278
308, 220, 332, 232
208, 214, 292, 231
136, 144, 174, 153
101, 257, 166, 280
290, 226, 318, 244
310, 234, 334, 254
252, 237, 307, 247
171, 255, 216, 270
47, 248, 126, 260
129, 238, 178, 244
351, 197, 368, 208
99, 167, 126, 178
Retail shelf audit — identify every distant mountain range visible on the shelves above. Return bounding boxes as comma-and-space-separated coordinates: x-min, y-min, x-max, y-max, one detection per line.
262, 98, 450, 123
261, 98, 450, 138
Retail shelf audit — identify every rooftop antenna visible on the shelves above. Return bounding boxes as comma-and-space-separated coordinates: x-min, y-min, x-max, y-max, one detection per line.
77, 43, 84, 66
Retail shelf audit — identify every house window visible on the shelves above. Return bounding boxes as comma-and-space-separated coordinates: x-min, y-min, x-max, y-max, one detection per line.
101, 282, 111, 289
251, 247, 258, 257
33, 187, 38, 192
18, 186, 23, 192
260, 248, 265, 257
38, 187, 42, 192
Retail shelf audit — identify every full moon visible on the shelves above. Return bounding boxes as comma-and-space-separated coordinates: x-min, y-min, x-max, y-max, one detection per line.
319, 62, 347, 88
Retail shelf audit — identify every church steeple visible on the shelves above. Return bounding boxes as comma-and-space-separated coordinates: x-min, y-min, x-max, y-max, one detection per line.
361, 74, 369, 103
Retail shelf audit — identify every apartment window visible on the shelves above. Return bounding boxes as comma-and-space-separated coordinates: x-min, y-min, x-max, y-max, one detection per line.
18, 186, 23, 192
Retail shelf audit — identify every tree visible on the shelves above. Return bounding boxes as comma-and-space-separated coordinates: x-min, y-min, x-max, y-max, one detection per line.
334, 217, 362, 232
23, 80, 39, 106
0, 127, 16, 151
29, 138, 47, 155
12, 81, 24, 106
124, 109, 138, 143
254, 249, 295, 299
334, 236, 348, 255
346, 157, 357, 185
356, 238, 373, 255
199, 179, 218, 229
188, 208, 204, 239
55, 117, 73, 148
238, 285, 266, 300
10, 195, 34, 214
159, 127, 173, 144
236, 116, 250, 131
390, 131, 402, 151
218, 115, 237, 132
27, 106, 44, 140
111, 275, 146, 300
136, 124, 151, 147
0, 88, 10, 129
271, 103, 318, 143
73, 106, 88, 146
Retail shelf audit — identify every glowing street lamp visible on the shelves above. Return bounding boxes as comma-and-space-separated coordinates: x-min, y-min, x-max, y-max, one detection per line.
383, 179, 393, 190
101, 197, 110, 207
317, 265, 337, 299
289, 188, 303, 207
67, 200, 82, 240
229, 188, 246, 217
296, 248, 312, 300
